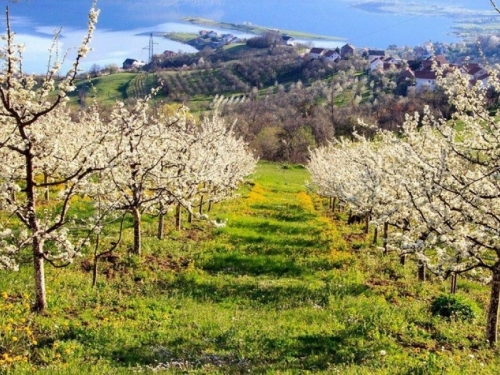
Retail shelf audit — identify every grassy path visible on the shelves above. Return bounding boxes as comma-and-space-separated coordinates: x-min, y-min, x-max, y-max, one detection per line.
151, 163, 362, 372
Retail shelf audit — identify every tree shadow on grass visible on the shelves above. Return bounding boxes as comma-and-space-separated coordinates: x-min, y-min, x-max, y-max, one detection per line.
249, 203, 316, 223
230, 220, 309, 236
200, 248, 353, 276
105, 328, 379, 372
201, 252, 305, 277
225, 232, 319, 251
162, 275, 370, 308
266, 328, 381, 371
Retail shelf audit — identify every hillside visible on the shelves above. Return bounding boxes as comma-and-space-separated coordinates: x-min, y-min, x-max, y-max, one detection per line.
69, 45, 346, 109
68, 72, 161, 107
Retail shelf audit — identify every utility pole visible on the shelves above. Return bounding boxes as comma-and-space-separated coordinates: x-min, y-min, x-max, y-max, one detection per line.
143, 33, 158, 63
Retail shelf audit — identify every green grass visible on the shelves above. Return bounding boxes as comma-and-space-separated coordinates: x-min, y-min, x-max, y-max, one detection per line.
164, 32, 199, 43
68, 73, 144, 107
1, 162, 500, 373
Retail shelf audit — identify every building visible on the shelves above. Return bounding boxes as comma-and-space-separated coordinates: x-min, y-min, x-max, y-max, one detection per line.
340, 43, 355, 58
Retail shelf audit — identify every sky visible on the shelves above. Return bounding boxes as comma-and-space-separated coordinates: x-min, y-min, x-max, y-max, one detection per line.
1, 0, 498, 74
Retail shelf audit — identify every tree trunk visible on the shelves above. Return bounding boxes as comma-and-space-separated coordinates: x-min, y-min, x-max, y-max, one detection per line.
450, 273, 458, 294
383, 222, 389, 255
43, 172, 49, 201
487, 267, 500, 347
199, 195, 204, 215
33, 238, 47, 312
417, 260, 426, 282
175, 203, 182, 231
400, 254, 406, 266
91, 233, 101, 288
131, 207, 142, 255
364, 214, 370, 234
27, 157, 47, 312
157, 213, 164, 240
332, 197, 337, 213
92, 258, 98, 288
208, 200, 213, 212
188, 210, 193, 224
372, 226, 378, 245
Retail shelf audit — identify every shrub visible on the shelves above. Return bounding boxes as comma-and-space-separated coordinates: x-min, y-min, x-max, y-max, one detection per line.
430, 294, 477, 322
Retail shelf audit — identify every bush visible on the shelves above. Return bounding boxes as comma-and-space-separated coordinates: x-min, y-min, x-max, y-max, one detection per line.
430, 294, 477, 322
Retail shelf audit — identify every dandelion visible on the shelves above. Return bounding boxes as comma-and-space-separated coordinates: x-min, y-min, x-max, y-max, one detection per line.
379, 350, 387, 356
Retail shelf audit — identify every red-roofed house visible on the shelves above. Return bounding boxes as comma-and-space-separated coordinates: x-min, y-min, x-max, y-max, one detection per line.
309, 47, 325, 59
415, 70, 438, 90
324, 49, 340, 62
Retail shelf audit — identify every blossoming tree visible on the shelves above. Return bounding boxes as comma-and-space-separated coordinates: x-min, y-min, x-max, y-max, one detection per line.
0, 2, 104, 311
309, 64, 500, 345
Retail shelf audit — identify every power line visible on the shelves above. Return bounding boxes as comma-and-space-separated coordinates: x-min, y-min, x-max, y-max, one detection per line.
143, 33, 158, 63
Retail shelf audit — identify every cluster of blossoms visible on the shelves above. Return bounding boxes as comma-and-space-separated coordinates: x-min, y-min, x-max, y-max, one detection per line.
308, 63, 500, 344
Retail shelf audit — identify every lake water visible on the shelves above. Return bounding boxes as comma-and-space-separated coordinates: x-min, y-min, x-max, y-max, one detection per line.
4, 0, 496, 73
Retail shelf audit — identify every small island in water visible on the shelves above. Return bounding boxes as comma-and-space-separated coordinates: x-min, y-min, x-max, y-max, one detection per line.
164, 17, 346, 50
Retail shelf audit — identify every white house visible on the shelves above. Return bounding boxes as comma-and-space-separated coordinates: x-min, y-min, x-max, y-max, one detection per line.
370, 56, 402, 72
324, 50, 340, 62
282, 35, 295, 46
309, 47, 325, 59
122, 58, 146, 70
366, 49, 385, 62
415, 70, 437, 90
370, 57, 384, 72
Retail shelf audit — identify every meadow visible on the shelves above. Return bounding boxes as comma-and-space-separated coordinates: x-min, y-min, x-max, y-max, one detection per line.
1, 162, 499, 374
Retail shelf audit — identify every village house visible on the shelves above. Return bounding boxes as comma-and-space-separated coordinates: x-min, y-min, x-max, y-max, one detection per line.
414, 70, 438, 90
324, 49, 340, 62
413, 55, 451, 91
340, 43, 355, 58
162, 50, 177, 58
282, 35, 295, 46
309, 47, 325, 59
122, 58, 146, 70
397, 67, 416, 84
365, 49, 385, 61
462, 63, 488, 81
421, 54, 448, 70
369, 56, 403, 72
205, 31, 218, 39
221, 34, 237, 44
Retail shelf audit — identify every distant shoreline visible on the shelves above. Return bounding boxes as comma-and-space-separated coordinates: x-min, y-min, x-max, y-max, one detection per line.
181, 17, 347, 42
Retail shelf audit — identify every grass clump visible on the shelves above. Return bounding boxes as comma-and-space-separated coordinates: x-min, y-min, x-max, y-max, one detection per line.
430, 294, 478, 322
